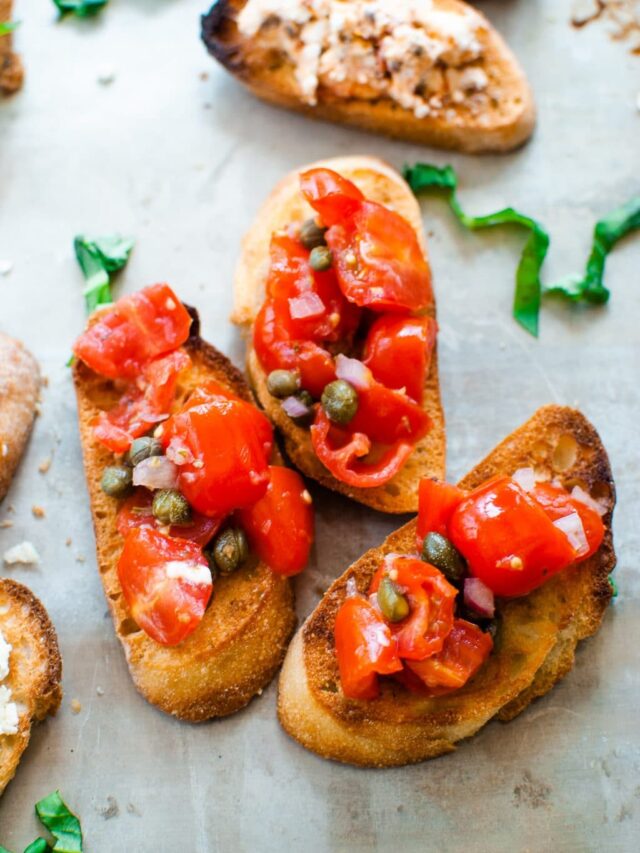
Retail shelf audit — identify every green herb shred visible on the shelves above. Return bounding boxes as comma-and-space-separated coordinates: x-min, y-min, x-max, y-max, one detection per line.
74, 234, 134, 314
34, 791, 83, 852
0, 21, 18, 35
23, 840, 52, 853
52, 0, 108, 18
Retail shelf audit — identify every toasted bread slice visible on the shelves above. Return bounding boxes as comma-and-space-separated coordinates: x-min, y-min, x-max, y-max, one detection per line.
0, 332, 40, 502
278, 405, 616, 767
232, 155, 445, 513
0, 0, 23, 95
0, 579, 62, 796
202, 0, 535, 154
73, 324, 296, 721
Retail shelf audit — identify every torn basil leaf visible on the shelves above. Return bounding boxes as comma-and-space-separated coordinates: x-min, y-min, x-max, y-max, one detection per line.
0, 21, 18, 35
34, 791, 83, 852
23, 840, 52, 853
52, 0, 108, 17
74, 234, 134, 314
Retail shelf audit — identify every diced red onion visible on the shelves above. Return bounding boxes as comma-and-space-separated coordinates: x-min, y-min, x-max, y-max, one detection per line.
165, 437, 195, 466
553, 511, 589, 557
132, 456, 178, 490
463, 577, 495, 618
512, 467, 536, 493
288, 292, 325, 320
281, 395, 311, 419
335, 354, 372, 391
571, 485, 606, 516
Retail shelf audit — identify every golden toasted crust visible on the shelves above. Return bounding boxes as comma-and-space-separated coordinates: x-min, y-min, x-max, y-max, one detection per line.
0, 332, 40, 502
72, 330, 296, 721
278, 405, 616, 767
233, 155, 445, 513
202, 0, 535, 154
0, 0, 23, 95
0, 579, 62, 796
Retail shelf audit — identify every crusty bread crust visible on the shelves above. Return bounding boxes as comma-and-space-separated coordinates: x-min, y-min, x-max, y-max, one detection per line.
202, 0, 535, 154
278, 406, 616, 767
0, 332, 40, 502
0, 0, 23, 95
72, 329, 296, 721
233, 155, 445, 513
0, 579, 62, 796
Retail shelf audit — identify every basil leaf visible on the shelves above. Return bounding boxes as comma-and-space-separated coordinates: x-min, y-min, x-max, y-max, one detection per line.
0, 844, 14, 853
52, 0, 108, 18
34, 792, 83, 853
0, 21, 18, 35
23, 840, 52, 853
73, 234, 134, 314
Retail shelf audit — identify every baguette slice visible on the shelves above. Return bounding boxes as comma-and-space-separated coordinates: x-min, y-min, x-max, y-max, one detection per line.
278, 405, 616, 767
0, 579, 62, 796
0, 332, 40, 502
201, 0, 535, 154
0, 0, 23, 95
232, 155, 445, 514
73, 322, 296, 721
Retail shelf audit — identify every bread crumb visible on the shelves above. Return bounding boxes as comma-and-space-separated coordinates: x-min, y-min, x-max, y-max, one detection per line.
70, 699, 82, 714
97, 67, 116, 86
65, 537, 72, 547
75, 554, 86, 564
0, 520, 13, 529
38, 458, 52, 474
3, 541, 40, 566
32, 505, 46, 519
0, 260, 12, 276
96, 686, 105, 697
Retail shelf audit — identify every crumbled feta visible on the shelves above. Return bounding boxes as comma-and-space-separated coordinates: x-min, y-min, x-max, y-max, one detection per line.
164, 561, 212, 586
3, 541, 41, 566
0, 630, 11, 681
0, 686, 19, 736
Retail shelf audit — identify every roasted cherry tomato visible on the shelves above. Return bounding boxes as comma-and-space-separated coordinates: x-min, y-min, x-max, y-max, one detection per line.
237, 466, 313, 576
161, 382, 272, 517
117, 488, 222, 548
299, 168, 364, 227
364, 315, 437, 404
73, 283, 192, 380
530, 481, 604, 561
334, 595, 402, 700
370, 557, 457, 661
117, 527, 212, 646
448, 476, 577, 597
349, 379, 431, 446
93, 349, 191, 453
416, 478, 466, 544
405, 620, 493, 693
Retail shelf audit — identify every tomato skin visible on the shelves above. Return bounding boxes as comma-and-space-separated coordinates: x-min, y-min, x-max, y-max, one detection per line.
364, 315, 437, 404
117, 488, 223, 547
117, 527, 212, 646
448, 477, 577, 597
405, 620, 493, 693
299, 168, 364, 227
349, 379, 431, 446
238, 466, 313, 576
530, 481, 604, 562
334, 595, 402, 700
416, 479, 465, 544
73, 284, 192, 380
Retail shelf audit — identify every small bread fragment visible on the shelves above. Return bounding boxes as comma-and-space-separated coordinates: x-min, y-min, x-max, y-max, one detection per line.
232, 155, 445, 514
73, 326, 296, 721
0, 579, 62, 796
0, 332, 40, 502
278, 406, 616, 767
0, 0, 23, 95
202, 0, 535, 153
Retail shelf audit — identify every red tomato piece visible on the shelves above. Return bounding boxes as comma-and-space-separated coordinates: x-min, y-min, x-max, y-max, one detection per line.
160, 383, 272, 517
405, 620, 493, 693
348, 379, 431, 446
363, 314, 437, 404
448, 476, 577, 597
530, 481, 604, 562
299, 168, 364, 227
117, 527, 212, 646
237, 466, 313, 576
93, 349, 191, 453
334, 595, 403, 700
117, 489, 223, 548
416, 479, 466, 544
73, 284, 192, 380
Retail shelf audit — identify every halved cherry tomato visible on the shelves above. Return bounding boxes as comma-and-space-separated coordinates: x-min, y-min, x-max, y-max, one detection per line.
161, 382, 272, 517
370, 556, 457, 661
448, 476, 577, 597
93, 349, 191, 453
117, 527, 212, 646
237, 466, 313, 576
334, 595, 402, 700
405, 620, 493, 692
117, 488, 223, 548
349, 379, 431, 446
364, 315, 437, 404
299, 168, 364, 227
530, 481, 604, 562
73, 284, 192, 380
416, 479, 466, 544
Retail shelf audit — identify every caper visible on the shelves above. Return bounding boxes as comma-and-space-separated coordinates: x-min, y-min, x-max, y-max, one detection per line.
100, 465, 133, 498
299, 218, 327, 250
321, 380, 358, 426
152, 489, 192, 526
267, 369, 300, 399
210, 527, 249, 575
127, 436, 163, 467
377, 577, 410, 623
422, 532, 466, 584
309, 245, 333, 272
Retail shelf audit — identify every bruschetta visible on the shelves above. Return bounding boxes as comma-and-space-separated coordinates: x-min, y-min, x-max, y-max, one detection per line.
0, 0, 23, 95
72, 285, 314, 720
201, 0, 535, 153
278, 405, 616, 767
233, 155, 445, 514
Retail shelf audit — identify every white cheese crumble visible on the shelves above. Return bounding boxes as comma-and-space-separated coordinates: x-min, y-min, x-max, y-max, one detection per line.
0, 630, 12, 681
164, 561, 212, 586
3, 541, 41, 566
0, 631, 18, 737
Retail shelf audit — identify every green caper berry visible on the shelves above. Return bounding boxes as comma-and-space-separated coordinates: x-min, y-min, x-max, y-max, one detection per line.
309, 245, 333, 272
321, 380, 358, 426
128, 436, 163, 467
100, 465, 133, 498
377, 577, 410, 623
299, 218, 327, 250
267, 369, 300, 399
152, 489, 192, 526
211, 527, 249, 575
422, 532, 465, 584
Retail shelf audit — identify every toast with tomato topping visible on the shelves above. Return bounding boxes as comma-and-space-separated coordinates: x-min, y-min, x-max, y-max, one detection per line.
73, 320, 296, 721
232, 155, 445, 513
202, 0, 535, 154
0, 579, 62, 796
278, 405, 616, 767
